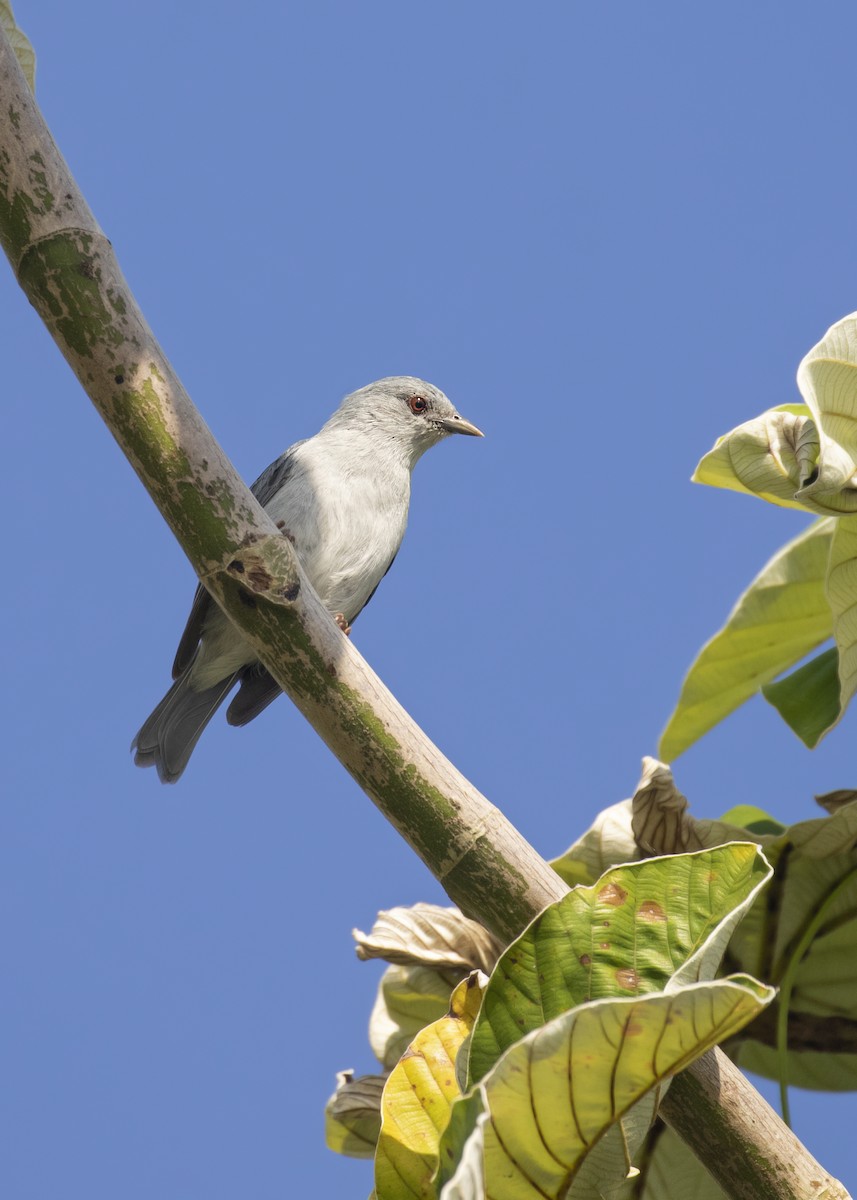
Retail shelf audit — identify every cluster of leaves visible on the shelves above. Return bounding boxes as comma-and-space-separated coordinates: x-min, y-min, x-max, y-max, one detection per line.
662, 312, 857, 756
327, 761, 857, 1198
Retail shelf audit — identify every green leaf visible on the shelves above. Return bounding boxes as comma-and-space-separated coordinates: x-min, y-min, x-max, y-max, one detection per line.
435, 1088, 486, 1197
659, 518, 835, 760
468, 845, 771, 1086
0, 0, 35, 90
716, 804, 786, 836
325, 1071, 385, 1159
693, 404, 817, 510
661, 794, 857, 1092
596, 763, 857, 1092
762, 646, 840, 747
611, 1125, 729, 1200
374, 973, 486, 1200
761, 517, 857, 746
827, 514, 857, 721
455, 978, 773, 1200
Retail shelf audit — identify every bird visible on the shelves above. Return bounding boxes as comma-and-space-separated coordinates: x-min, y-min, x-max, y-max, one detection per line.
132, 376, 483, 783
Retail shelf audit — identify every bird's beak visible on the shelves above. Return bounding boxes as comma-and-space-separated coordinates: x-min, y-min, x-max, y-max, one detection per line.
441, 413, 484, 437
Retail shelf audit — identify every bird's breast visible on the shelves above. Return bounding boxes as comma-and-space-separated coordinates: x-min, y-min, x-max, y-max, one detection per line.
264, 451, 410, 622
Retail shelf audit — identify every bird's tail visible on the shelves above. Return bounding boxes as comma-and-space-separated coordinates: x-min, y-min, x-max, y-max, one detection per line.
132, 669, 239, 784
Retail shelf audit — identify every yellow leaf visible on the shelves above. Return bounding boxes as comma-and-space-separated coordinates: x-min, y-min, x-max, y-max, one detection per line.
375, 972, 486, 1200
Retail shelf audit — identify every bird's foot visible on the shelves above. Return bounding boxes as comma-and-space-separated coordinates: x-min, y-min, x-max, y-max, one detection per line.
334, 613, 352, 637
275, 519, 296, 544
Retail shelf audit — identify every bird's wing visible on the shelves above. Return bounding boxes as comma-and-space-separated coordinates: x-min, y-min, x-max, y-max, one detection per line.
171, 583, 211, 679
352, 550, 399, 622
249, 441, 305, 507
225, 662, 282, 726
170, 444, 303, 679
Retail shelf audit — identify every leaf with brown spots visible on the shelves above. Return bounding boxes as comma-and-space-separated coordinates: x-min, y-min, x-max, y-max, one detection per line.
467, 844, 771, 1085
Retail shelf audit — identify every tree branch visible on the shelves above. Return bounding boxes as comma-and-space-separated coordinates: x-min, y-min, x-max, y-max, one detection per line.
0, 30, 847, 1200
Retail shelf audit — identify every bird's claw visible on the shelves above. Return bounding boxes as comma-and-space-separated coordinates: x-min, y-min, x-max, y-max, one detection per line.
334, 613, 352, 636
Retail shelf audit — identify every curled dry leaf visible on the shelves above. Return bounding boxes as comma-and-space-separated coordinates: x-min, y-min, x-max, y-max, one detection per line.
631, 757, 705, 856
815, 789, 857, 815
353, 902, 502, 974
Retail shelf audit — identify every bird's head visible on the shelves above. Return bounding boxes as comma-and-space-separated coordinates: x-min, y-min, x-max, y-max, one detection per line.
326, 376, 483, 466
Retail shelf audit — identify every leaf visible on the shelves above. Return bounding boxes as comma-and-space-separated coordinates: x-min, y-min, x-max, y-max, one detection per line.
659, 518, 835, 760
374, 973, 486, 1200
562, 768, 857, 1092
611, 1125, 729, 1200
762, 646, 840, 747
759, 804, 857, 1030
436, 1089, 487, 1198
551, 799, 640, 887
354, 904, 501, 974
826, 514, 857, 722
816, 788, 857, 814
796, 312, 857, 514
468, 844, 772, 1086
0, 0, 35, 91
693, 403, 818, 510
647, 786, 857, 1092
456, 978, 773, 1200
370, 965, 463, 1071
325, 1070, 386, 1159
629, 756, 705, 856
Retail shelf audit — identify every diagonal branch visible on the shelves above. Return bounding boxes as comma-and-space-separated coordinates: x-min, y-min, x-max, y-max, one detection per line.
0, 30, 847, 1200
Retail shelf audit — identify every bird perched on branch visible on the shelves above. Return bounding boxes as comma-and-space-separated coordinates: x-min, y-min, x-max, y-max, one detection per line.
132, 376, 483, 783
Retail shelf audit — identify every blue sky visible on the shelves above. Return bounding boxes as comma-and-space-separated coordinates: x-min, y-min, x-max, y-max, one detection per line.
4, 2, 856, 1194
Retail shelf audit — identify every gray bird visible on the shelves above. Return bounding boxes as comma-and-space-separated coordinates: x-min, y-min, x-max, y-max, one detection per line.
132, 376, 482, 783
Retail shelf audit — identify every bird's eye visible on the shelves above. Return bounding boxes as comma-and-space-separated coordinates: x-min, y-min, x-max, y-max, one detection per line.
408, 396, 428, 415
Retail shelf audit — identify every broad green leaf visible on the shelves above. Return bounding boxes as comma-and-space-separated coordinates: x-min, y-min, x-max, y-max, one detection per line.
468, 845, 771, 1085
370, 965, 463, 1070
733, 816, 857, 1092
716, 804, 786, 836
325, 1071, 385, 1159
0, 0, 35, 91
762, 646, 840, 747
457, 978, 773, 1200
795, 312, 857, 514
826, 515, 857, 721
375, 973, 486, 1200
693, 404, 817, 510
582, 762, 857, 1091
659, 518, 835, 760
611, 1125, 728, 1200
647, 787, 857, 1091
436, 1089, 486, 1198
